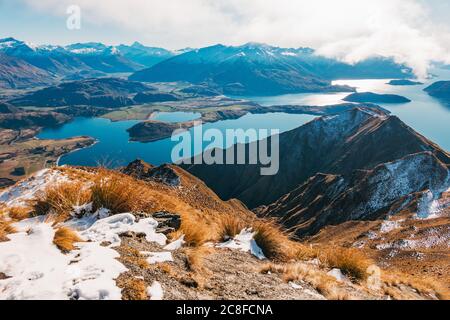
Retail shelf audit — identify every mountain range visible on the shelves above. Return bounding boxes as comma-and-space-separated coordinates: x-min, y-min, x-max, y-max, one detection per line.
0, 37, 179, 88
130, 43, 412, 95
0, 38, 413, 95
185, 107, 450, 237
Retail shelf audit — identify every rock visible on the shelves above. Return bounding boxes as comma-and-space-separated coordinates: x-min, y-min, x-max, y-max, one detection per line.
147, 164, 181, 187
11, 167, 25, 176
327, 268, 350, 283
153, 211, 181, 234
121, 159, 155, 179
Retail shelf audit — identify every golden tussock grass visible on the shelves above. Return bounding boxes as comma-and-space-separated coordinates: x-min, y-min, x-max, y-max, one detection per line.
7, 206, 33, 221
381, 271, 450, 300
0, 217, 16, 242
252, 220, 298, 261
119, 246, 150, 270
318, 247, 372, 282
117, 277, 148, 300
53, 226, 83, 252
215, 214, 248, 241
260, 262, 352, 300
174, 214, 214, 247
34, 181, 92, 222
91, 170, 153, 214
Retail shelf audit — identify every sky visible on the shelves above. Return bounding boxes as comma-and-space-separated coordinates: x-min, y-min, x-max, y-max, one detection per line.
0, 0, 449, 77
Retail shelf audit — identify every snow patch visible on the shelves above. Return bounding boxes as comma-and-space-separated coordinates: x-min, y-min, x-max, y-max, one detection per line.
0, 169, 69, 207
327, 268, 350, 283
163, 235, 185, 251
147, 281, 164, 300
217, 229, 266, 260
141, 251, 173, 264
380, 220, 403, 234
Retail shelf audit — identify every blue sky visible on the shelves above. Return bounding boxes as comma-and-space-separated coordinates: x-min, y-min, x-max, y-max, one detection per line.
0, 0, 449, 76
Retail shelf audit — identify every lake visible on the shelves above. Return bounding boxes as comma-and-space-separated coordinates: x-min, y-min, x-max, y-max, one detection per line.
243, 68, 450, 151
38, 68, 450, 168
38, 112, 316, 168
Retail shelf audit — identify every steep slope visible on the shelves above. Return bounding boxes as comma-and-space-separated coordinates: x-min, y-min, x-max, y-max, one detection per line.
185, 107, 450, 209
257, 152, 449, 237
130, 43, 411, 95
0, 53, 54, 89
10, 78, 150, 108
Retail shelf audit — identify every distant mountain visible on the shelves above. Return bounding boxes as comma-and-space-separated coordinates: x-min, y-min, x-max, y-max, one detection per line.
424, 81, 450, 101
116, 42, 175, 67
0, 37, 173, 77
10, 78, 150, 108
0, 53, 54, 89
343, 92, 411, 103
130, 43, 411, 95
185, 107, 449, 210
130, 43, 355, 95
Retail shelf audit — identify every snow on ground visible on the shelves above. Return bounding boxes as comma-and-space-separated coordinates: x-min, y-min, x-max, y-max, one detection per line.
0, 169, 69, 207
141, 251, 173, 264
0, 221, 126, 300
0, 212, 168, 300
79, 213, 167, 247
217, 229, 266, 260
147, 281, 164, 300
380, 219, 403, 234
164, 235, 185, 251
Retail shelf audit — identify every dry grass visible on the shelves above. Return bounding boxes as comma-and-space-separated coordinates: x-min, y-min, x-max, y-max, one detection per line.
6, 206, 32, 221
34, 181, 92, 222
91, 170, 153, 214
0, 217, 16, 242
260, 262, 352, 300
174, 214, 212, 247
318, 247, 372, 282
215, 214, 247, 241
382, 272, 450, 300
53, 226, 83, 252
253, 220, 297, 261
117, 276, 148, 300
119, 246, 150, 269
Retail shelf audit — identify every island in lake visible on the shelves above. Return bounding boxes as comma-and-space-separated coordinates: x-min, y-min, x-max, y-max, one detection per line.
387, 79, 423, 86
343, 92, 411, 103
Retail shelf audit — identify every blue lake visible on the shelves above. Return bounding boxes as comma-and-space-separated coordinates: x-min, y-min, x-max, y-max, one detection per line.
38, 68, 450, 168
241, 68, 450, 151
38, 113, 316, 168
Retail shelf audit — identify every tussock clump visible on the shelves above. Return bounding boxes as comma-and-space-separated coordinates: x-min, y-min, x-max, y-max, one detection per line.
119, 246, 150, 269
260, 262, 351, 300
216, 214, 247, 241
7, 206, 32, 221
91, 170, 153, 214
253, 220, 297, 261
382, 272, 450, 300
175, 214, 212, 247
53, 226, 83, 252
34, 181, 92, 222
0, 218, 16, 242
117, 277, 149, 300
319, 247, 372, 282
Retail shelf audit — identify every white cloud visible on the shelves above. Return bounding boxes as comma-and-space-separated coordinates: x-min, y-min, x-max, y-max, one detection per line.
21, 0, 450, 78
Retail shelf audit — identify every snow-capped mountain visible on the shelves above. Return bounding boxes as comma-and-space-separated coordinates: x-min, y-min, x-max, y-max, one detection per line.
130, 42, 411, 95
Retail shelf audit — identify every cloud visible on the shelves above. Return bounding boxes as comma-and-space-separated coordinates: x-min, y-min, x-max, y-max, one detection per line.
20, 0, 450, 78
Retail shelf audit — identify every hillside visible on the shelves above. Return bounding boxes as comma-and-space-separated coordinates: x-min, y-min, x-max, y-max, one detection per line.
9, 78, 151, 108
424, 81, 450, 101
185, 107, 450, 209
1, 163, 446, 300
0, 53, 54, 89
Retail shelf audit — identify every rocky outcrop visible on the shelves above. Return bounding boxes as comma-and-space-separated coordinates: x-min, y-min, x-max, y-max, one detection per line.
122, 160, 181, 187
